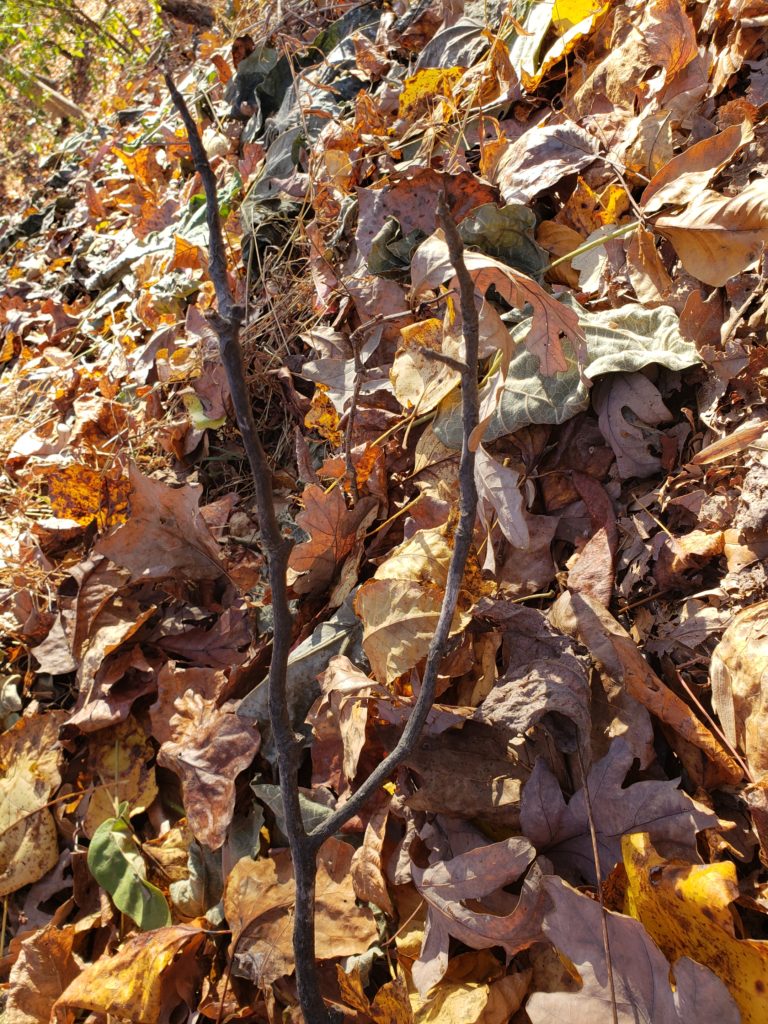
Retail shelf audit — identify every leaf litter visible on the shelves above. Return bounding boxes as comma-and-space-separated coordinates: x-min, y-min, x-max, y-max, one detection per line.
2, 0, 768, 1020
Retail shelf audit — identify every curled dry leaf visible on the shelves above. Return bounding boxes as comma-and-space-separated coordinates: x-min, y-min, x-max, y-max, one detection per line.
411, 837, 543, 996
654, 181, 768, 287
624, 832, 768, 1024
158, 692, 260, 850
5, 922, 80, 1024
527, 874, 740, 1024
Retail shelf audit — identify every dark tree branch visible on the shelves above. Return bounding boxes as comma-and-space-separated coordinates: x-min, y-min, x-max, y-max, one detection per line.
308, 191, 480, 850
164, 71, 332, 1024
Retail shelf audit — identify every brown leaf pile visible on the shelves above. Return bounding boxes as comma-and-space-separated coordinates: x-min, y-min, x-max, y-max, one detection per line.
2, 0, 768, 1021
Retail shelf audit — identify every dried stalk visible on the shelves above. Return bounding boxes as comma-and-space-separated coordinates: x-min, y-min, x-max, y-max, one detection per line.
164, 75, 481, 1021
164, 71, 330, 1023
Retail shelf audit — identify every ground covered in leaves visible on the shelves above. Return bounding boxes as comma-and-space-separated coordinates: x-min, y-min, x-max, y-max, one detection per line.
2, 0, 768, 1021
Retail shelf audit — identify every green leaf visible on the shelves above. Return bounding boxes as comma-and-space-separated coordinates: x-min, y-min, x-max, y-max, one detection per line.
434, 299, 700, 447
459, 203, 548, 280
88, 811, 171, 930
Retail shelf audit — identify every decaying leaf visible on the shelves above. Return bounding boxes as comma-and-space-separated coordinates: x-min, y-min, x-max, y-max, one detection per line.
54, 925, 207, 1023
624, 832, 768, 1024
158, 692, 260, 849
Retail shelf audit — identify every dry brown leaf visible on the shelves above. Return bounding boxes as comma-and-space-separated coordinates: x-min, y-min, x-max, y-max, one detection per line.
82, 717, 157, 837
158, 692, 260, 849
287, 483, 378, 596
626, 225, 673, 304
527, 875, 740, 1024
5, 923, 80, 1024
654, 181, 768, 287
351, 798, 395, 916
711, 600, 768, 778
224, 838, 378, 986
54, 925, 207, 1023
354, 525, 489, 683
0, 712, 66, 898
551, 591, 743, 783
95, 464, 225, 582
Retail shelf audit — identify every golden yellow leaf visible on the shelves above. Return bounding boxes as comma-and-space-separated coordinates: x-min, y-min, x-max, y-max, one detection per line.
305, 384, 343, 447
391, 319, 460, 414
623, 832, 768, 1024
54, 925, 206, 1023
398, 68, 464, 123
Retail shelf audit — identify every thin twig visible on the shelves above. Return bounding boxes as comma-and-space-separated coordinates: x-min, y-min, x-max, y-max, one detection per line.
164, 70, 332, 1024
309, 190, 480, 850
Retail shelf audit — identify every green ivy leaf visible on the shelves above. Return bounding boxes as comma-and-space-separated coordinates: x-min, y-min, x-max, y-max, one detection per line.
88, 808, 171, 930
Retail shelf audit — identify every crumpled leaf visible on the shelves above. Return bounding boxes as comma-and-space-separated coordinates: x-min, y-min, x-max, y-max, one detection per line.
287, 483, 378, 597
5, 922, 80, 1024
354, 525, 490, 684
526, 875, 740, 1024
593, 371, 674, 480
224, 838, 377, 986
520, 738, 714, 884
624, 832, 768, 1024
655, 181, 768, 287
458, 202, 548, 279
94, 464, 225, 582
0, 712, 66, 898
158, 692, 260, 850
434, 300, 699, 448
508, 0, 609, 92
54, 925, 207, 1024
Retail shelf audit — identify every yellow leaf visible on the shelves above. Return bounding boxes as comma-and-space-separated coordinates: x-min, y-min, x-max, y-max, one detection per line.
623, 832, 768, 1024
551, 0, 608, 33
391, 319, 460, 414
305, 384, 343, 446
54, 925, 206, 1023
398, 68, 464, 122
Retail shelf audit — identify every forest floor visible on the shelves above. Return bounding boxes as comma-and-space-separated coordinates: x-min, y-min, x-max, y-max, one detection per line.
2, 0, 768, 1022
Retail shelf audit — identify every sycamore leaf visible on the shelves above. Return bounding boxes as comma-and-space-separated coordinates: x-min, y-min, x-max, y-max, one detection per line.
527, 875, 740, 1024
654, 181, 768, 287
54, 925, 206, 1023
520, 738, 714, 884
624, 832, 768, 1024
